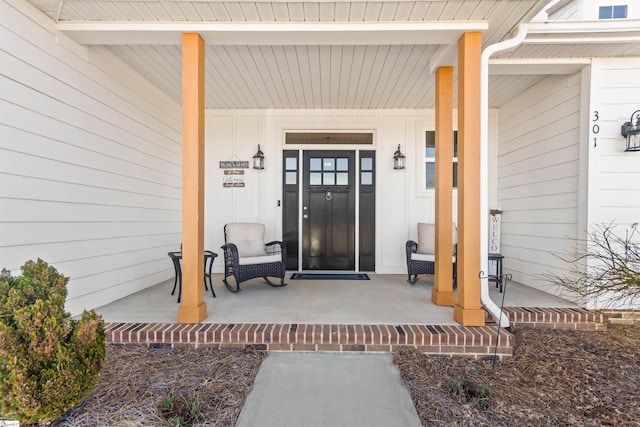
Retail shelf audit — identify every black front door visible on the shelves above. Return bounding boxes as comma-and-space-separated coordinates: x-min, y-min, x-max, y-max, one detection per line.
302, 151, 355, 270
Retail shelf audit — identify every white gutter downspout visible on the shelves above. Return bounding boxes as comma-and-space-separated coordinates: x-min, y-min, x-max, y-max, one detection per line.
480, 23, 528, 329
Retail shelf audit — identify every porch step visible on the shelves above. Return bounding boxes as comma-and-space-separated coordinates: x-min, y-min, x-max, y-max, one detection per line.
104, 322, 514, 360
489, 307, 608, 330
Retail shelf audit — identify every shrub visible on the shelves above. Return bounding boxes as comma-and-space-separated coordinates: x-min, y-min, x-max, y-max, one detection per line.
0, 259, 106, 424
542, 222, 640, 310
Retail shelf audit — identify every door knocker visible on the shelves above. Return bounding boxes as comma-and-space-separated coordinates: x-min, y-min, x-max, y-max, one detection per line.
325, 191, 333, 201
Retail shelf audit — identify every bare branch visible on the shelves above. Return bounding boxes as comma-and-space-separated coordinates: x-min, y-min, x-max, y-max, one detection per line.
540, 222, 640, 311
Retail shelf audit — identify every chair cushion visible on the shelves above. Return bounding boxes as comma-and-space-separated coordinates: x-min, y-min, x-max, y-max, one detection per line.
411, 253, 456, 262
411, 253, 435, 262
226, 223, 268, 257
416, 223, 435, 254
417, 223, 458, 255
238, 254, 282, 265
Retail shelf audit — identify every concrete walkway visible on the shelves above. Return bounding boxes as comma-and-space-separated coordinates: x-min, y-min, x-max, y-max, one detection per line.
235, 352, 421, 427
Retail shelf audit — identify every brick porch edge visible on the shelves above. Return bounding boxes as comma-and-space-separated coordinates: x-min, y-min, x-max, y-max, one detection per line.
105, 323, 514, 360
104, 308, 605, 360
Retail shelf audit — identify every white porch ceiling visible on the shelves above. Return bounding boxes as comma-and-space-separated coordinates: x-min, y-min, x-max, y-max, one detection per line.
26, 0, 640, 109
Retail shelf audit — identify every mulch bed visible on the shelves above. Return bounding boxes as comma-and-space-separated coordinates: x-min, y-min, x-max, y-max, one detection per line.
52, 346, 265, 427
394, 325, 640, 426
45, 324, 639, 426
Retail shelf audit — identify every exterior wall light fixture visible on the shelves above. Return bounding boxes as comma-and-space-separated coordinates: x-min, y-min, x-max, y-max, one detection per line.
621, 110, 640, 152
393, 144, 406, 169
252, 145, 265, 169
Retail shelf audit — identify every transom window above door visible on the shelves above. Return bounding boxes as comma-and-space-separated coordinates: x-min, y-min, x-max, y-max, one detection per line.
286, 133, 373, 145
309, 157, 349, 186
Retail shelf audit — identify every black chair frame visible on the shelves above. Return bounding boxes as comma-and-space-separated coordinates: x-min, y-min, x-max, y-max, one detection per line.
405, 240, 456, 286
221, 225, 287, 292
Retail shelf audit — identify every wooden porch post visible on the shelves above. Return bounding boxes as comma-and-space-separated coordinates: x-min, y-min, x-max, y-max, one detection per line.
454, 32, 485, 326
178, 33, 207, 323
432, 66, 455, 306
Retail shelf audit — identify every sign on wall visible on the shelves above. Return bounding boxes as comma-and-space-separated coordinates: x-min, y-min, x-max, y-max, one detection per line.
222, 169, 245, 188
219, 161, 249, 169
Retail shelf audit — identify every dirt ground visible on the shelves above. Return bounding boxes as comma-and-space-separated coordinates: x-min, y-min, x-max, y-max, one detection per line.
49, 324, 639, 427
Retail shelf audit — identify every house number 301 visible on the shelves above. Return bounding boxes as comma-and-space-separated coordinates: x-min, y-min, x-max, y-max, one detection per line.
592, 111, 600, 147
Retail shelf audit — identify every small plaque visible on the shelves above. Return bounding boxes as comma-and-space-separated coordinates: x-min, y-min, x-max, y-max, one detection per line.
220, 161, 249, 169
223, 174, 245, 188
0, 421, 20, 427
223, 169, 245, 175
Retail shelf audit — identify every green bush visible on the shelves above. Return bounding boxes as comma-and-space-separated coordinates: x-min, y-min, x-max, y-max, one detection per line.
0, 259, 106, 424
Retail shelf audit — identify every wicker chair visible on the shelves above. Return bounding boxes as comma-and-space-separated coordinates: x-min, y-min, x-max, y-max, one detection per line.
221, 223, 287, 292
406, 222, 457, 285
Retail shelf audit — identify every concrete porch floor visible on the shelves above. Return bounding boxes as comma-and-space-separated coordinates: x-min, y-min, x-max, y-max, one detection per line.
94, 273, 579, 325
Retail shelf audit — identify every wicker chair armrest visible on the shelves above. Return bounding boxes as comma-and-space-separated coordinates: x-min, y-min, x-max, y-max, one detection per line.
266, 241, 287, 262
265, 241, 283, 250
406, 240, 418, 267
221, 243, 240, 264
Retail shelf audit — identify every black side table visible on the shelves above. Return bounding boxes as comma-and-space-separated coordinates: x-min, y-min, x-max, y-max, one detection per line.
488, 253, 504, 293
168, 251, 218, 303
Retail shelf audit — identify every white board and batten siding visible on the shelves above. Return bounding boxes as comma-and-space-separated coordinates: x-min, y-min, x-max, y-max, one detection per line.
205, 110, 497, 274
587, 57, 640, 309
0, 0, 182, 315
497, 72, 583, 297
203, 110, 494, 274
205, 110, 416, 275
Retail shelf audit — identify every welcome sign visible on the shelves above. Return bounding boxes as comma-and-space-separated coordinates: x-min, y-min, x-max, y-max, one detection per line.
489, 209, 501, 254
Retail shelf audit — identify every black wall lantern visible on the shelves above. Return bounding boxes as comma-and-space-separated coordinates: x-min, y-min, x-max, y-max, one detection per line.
252, 145, 265, 169
393, 144, 406, 169
621, 110, 640, 152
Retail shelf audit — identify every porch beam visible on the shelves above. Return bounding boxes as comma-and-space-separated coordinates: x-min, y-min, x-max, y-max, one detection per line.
177, 33, 207, 324
432, 66, 455, 307
453, 32, 485, 326
56, 21, 488, 46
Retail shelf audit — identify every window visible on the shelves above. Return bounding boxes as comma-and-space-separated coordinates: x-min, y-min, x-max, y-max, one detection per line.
361, 157, 373, 186
284, 156, 298, 185
425, 131, 458, 189
309, 157, 349, 186
286, 133, 373, 144
599, 5, 627, 19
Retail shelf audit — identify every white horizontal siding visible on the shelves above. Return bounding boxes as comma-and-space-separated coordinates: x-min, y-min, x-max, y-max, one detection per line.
0, 0, 182, 315
497, 73, 582, 295
587, 57, 640, 309
588, 57, 640, 229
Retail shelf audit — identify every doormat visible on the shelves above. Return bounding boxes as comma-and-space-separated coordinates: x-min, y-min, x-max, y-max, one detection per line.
290, 273, 370, 280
